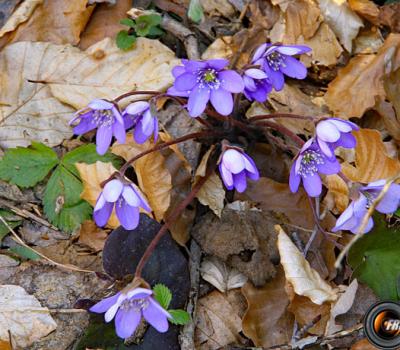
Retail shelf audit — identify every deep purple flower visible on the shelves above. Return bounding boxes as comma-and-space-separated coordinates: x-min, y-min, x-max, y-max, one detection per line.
70, 99, 125, 155
316, 118, 359, 157
289, 138, 340, 197
90, 287, 171, 339
123, 101, 158, 144
93, 179, 151, 230
218, 148, 259, 193
167, 59, 244, 117
332, 180, 400, 234
243, 68, 272, 102
253, 44, 311, 91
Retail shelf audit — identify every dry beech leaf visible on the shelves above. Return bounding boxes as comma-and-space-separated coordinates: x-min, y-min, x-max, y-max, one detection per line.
201, 0, 236, 18
325, 279, 358, 336
325, 34, 400, 119
277, 225, 338, 305
75, 161, 119, 228
194, 147, 225, 217
0, 0, 43, 38
112, 135, 172, 221
78, 220, 108, 252
242, 267, 294, 347
353, 28, 384, 55
348, 0, 379, 24
79, 0, 133, 49
318, 0, 363, 52
0, 285, 57, 348
3, 0, 94, 46
341, 129, 400, 183
195, 290, 245, 349
0, 340, 11, 350
384, 68, 400, 123
200, 257, 247, 293
326, 174, 349, 213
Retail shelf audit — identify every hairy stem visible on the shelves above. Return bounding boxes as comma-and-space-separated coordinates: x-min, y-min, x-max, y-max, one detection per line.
135, 170, 212, 277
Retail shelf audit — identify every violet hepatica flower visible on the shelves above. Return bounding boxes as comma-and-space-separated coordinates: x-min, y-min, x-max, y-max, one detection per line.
316, 118, 359, 158
243, 68, 272, 103
90, 287, 171, 339
289, 138, 340, 197
218, 148, 260, 193
332, 180, 400, 234
253, 44, 311, 91
70, 99, 125, 155
167, 59, 244, 117
123, 101, 158, 144
93, 179, 151, 230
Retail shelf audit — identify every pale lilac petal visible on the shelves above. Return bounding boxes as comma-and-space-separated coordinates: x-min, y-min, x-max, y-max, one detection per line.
113, 121, 126, 144
329, 118, 355, 132
353, 195, 368, 218
333, 132, 356, 149
210, 88, 233, 115
219, 70, 244, 93
172, 65, 185, 78
90, 293, 120, 313
174, 72, 198, 91
302, 174, 322, 197
103, 179, 123, 202
134, 126, 149, 144
207, 59, 229, 70
130, 184, 151, 212
243, 75, 257, 92
316, 120, 341, 142
317, 139, 334, 158
252, 43, 268, 61
333, 203, 356, 231
245, 68, 268, 79
167, 86, 190, 97
93, 201, 113, 227
183, 60, 207, 72
141, 110, 154, 135
219, 163, 233, 189
280, 56, 307, 79
317, 158, 341, 175
112, 106, 124, 124
94, 193, 106, 211
276, 45, 311, 55
264, 63, 285, 91
222, 149, 245, 173
116, 200, 140, 230
104, 294, 126, 322
126, 288, 153, 299
125, 101, 149, 115
289, 163, 301, 193
188, 85, 210, 117
233, 171, 247, 193
96, 125, 113, 155
122, 186, 141, 206
88, 99, 114, 110
115, 308, 141, 339
143, 299, 170, 333
73, 116, 97, 134
242, 153, 259, 176
376, 184, 400, 213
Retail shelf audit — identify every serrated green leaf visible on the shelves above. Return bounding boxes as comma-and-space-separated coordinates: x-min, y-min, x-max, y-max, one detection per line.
0, 209, 22, 243
62, 144, 122, 177
153, 283, 172, 309
348, 215, 400, 300
120, 18, 136, 27
43, 166, 92, 233
0, 142, 58, 187
116, 30, 136, 50
135, 15, 162, 37
9, 244, 41, 260
188, 0, 204, 23
168, 309, 190, 325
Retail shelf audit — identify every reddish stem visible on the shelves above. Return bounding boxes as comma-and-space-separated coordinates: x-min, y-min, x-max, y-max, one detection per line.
135, 169, 212, 277
255, 120, 305, 147
114, 90, 160, 103
249, 113, 316, 122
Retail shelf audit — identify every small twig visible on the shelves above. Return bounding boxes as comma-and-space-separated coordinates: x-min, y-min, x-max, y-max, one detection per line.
249, 113, 316, 122
113, 90, 160, 103
335, 175, 400, 269
304, 197, 320, 256
0, 215, 95, 274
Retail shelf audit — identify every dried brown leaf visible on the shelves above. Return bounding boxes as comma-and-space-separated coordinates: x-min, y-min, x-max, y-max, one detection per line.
341, 129, 400, 183
351, 338, 378, 349
379, 3, 400, 33
325, 34, 400, 119
78, 220, 108, 252
326, 174, 349, 213
348, 0, 379, 24
0, 340, 11, 350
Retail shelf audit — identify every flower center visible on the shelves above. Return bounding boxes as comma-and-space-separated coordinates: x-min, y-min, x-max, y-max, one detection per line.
198, 69, 220, 89
120, 298, 150, 312
298, 150, 324, 177
266, 51, 285, 71
93, 109, 114, 128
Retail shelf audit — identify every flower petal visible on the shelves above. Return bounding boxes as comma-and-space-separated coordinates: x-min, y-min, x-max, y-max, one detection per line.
219, 163, 233, 189
172, 65, 185, 78
333, 132, 356, 149
90, 293, 121, 313
88, 99, 114, 110
187, 85, 210, 117
103, 179, 123, 202
112, 120, 126, 144
276, 45, 311, 55
222, 149, 245, 174
316, 120, 341, 142
245, 68, 268, 79
167, 86, 190, 97
302, 174, 322, 197
174, 72, 198, 91
317, 158, 341, 175
280, 56, 307, 79
125, 101, 149, 116
116, 199, 140, 230
233, 171, 247, 193
73, 115, 97, 134
143, 299, 170, 333
96, 125, 113, 155
252, 43, 268, 61
207, 59, 229, 70
210, 88, 233, 115
126, 288, 153, 299
219, 70, 244, 93
93, 201, 114, 227
115, 308, 141, 339
134, 126, 150, 144
376, 184, 400, 214
289, 163, 301, 193
263, 63, 285, 91
122, 185, 141, 206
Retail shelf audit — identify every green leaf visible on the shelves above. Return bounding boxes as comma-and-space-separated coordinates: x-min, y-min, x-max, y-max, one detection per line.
62, 144, 122, 177
135, 15, 162, 37
0, 142, 58, 187
168, 309, 191, 325
116, 30, 136, 50
9, 245, 41, 261
153, 283, 172, 309
43, 166, 92, 233
188, 0, 204, 23
147, 26, 164, 37
348, 215, 400, 300
120, 18, 136, 27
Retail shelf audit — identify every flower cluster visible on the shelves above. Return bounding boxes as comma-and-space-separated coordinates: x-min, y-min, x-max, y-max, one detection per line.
90, 287, 171, 339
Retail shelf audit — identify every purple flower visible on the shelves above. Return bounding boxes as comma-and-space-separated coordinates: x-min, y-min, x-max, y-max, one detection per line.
316, 118, 359, 157
218, 148, 259, 193
289, 138, 341, 197
253, 44, 311, 91
123, 101, 158, 144
332, 180, 400, 234
90, 287, 171, 339
70, 99, 125, 155
93, 179, 151, 230
243, 68, 272, 102
167, 59, 244, 117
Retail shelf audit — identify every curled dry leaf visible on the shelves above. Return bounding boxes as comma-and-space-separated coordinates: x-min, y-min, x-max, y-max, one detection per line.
242, 267, 294, 347
200, 257, 248, 293
194, 147, 225, 217
348, 0, 379, 24
0, 285, 57, 348
325, 34, 400, 119
78, 220, 108, 252
318, 0, 363, 52
75, 161, 119, 228
0, 0, 43, 38
112, 136, 172, 222
326, 174, 349, 213
277, 225, 338, 305
341, 129, 400, 183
